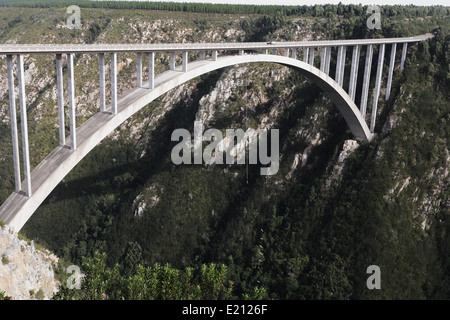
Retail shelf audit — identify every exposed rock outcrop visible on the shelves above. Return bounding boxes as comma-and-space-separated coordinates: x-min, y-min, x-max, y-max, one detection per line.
0, 225, 59, 300
325, 139, 360, 187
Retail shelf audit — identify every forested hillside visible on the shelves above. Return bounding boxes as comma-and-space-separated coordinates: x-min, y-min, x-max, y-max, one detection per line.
0, 2, 448, 299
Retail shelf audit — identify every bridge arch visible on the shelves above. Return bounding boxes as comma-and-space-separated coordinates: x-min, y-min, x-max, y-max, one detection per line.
0, 53, 373, 232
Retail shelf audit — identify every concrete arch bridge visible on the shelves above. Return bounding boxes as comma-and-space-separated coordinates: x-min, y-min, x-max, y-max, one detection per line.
0, 34, 432, 231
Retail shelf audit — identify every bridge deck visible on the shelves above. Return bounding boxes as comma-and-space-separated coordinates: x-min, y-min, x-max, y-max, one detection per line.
0, 34, 432, 55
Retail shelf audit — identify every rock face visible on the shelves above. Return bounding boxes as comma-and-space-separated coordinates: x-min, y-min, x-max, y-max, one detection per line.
325, 139, 360, 187
0, 225, 59, 300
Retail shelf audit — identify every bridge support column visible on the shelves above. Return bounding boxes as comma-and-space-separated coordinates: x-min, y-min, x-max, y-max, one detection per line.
137, 52, 143, 87
291, 48, 297, 60
320, 47, 326, 72
17, 54, 32, 197
370, 44, 385, 133
212, 50, 218, 61
56, 54, 65, 146
272, 48, 277, 55
182, 51, 188, 72
200, 51, 205, 60
386, 43, 396, 100
239, 49, 244, 55
400, 42, 407, 71
308, 48, 315, 66
335, 46, 346, 86
348, 45, 361, 101
170, 52, 176, 70
341, 46, 347, 85
303, 48, 309, 63
148, 52, 155, 90
360, 44, 373, 117
320, 47, 331, 73
324, 47, 331, 75
284, 48, 289, 57
6, 55, 21, 193
111, 53, 117, 115
68, 53, 77, 150
99, 53, 106, 113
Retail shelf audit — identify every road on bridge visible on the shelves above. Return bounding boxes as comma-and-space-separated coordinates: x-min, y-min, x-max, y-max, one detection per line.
0, 34, 433, 55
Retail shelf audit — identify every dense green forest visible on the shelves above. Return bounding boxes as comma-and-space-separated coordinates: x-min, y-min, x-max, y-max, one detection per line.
0, 0, 449, 18
0, 3, 448, 300
54, 251, 266, 300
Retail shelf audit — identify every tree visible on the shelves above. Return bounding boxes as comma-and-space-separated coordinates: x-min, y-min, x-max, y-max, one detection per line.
53, 252, 261, 300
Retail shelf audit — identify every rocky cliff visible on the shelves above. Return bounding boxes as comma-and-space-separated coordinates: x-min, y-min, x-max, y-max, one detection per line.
0, 225, 58, 299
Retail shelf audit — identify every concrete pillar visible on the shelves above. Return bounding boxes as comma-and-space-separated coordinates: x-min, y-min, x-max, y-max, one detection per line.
56, 54, 65, 146
303, 48, 309, 63
324, 47, 331, 75
272, 48, 277, 55
110, 53, 117, 115
348, 45, 361, 101
320, 47, 331, 73
99, 53, 106, 113
386, 43, 396, 100
335, 46, 346, 86
6, 55, 21, 193
17, 54, 31, 197
200, 51, 205, 60
137, 52, 142, 87
182, 51, 188, 72
360, 44, 373, 116
212, 50, 218, 61
148, 52, 155, 90
320, 47, 326, 72
67, 53, 77, 150
284, 48, 289, 57
335, 47, 342, 84
170, 52, 176, 70
264, 49, 268, 55
239, 49, 244, 55
291, 48, 297, 60
400, 42, 407, 72
370, 44, 385, 133
340, 46, 346, 85
308, 48, 315, 66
